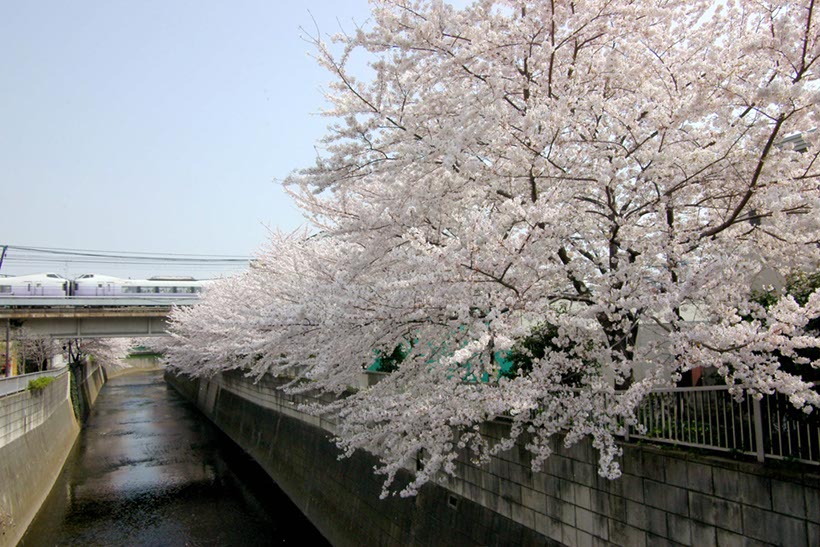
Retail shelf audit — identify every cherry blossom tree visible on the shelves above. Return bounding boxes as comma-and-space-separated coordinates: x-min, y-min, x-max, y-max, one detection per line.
168, 0, 820, 496
88, 338, 134, 370
14, 328, 58, 372
64, 338, 134, 370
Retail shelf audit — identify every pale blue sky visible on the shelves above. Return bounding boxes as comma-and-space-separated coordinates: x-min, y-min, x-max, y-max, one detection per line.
0, 0, 377, 277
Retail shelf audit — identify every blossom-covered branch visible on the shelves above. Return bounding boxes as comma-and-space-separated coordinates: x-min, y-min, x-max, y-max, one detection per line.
166, 0, 820, 496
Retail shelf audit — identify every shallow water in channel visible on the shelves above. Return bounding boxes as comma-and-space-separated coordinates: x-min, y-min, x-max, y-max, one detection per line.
19, 369, 328, 547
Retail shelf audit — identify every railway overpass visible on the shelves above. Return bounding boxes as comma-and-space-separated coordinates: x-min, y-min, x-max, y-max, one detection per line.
0, 297, 197, 338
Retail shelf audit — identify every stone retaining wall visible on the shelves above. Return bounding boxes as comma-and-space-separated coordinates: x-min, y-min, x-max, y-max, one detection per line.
460, 420, 819, 546
0, 370, 77, 547
0, 363, 106, 547
167, 370, 819, 547
104, 358, 162, 380
82, 362, 105, 408
167, 370, 553, 547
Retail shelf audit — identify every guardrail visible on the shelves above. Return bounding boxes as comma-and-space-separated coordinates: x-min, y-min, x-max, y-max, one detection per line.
0, 367, 68, 397
628, 383, 820, 465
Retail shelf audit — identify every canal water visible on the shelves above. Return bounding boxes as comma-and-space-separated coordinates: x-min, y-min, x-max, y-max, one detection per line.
19, 369, 329, 546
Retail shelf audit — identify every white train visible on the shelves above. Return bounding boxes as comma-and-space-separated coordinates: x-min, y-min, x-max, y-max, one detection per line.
0, 273, 207, 297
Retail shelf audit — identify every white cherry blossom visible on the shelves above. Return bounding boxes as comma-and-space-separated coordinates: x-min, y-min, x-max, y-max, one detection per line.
166, 0, 820, 496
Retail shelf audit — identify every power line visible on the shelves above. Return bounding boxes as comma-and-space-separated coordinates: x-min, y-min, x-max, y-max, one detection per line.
4, 244, 251, 263
7, 244, 248, 258
7, 256, 246, 264
0, 244, 255, 278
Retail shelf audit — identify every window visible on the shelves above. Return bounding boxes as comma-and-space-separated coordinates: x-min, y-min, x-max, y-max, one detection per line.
122, 287, 138, 293
0, 285, 10, 293
158, 287, 174, 293
139, 286, 157, 293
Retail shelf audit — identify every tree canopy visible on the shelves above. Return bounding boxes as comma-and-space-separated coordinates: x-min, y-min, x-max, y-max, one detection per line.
166, 0, 820, 496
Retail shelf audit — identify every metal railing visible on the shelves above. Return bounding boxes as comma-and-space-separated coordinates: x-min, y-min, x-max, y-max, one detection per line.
207, 366, 820, 466
628, 384, 820, 465
0, 367, 68, 397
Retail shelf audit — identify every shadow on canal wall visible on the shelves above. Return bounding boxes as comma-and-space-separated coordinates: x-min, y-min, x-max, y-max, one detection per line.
69, 361, 106, 424
167, 370, 820, 547
0, 362, 105, 547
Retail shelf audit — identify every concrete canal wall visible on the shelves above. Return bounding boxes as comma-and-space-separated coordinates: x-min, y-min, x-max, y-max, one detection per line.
0, 363, 105, 547
104, 354, 162, 380
167, 370, 819, 547
167, 370, 551, 546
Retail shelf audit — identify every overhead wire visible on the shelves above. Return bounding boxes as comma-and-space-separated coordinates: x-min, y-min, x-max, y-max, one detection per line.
6, 245, 251, 263
0, 244, 255, 278
7, 244, 249, 258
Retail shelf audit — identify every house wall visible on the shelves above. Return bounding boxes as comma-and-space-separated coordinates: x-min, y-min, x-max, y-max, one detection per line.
168, 369, 820, 546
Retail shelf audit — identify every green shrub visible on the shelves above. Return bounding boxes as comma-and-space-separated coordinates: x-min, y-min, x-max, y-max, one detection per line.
27, 376, 55, 392
501, 322, 597, 385
370, 343, 410, 373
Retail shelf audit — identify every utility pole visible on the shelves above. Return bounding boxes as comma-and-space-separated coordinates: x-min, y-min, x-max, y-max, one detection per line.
4, 319, 10, 378
2, 246, 10, 376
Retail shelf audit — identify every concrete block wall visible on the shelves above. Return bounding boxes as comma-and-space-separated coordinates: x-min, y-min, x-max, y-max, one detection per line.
0, 369, 71, 448
81, 362, 105, 407
167, 370, 553, 547
169, 370, 820, 547
452, 421, 819, 547
0, 370, 79, 547
106, 355, 162, 379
